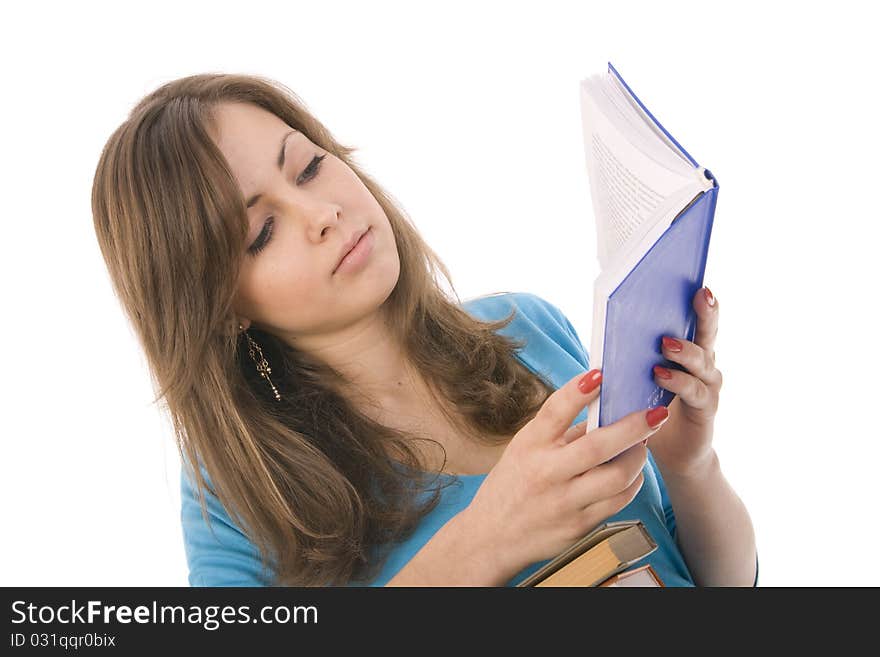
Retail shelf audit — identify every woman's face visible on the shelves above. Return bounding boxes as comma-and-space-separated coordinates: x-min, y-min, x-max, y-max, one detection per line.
209, 102, 400, 343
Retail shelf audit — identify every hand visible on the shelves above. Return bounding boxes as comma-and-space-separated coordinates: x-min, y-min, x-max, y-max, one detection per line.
647, 286, 722, 477
464, 369, 671, 580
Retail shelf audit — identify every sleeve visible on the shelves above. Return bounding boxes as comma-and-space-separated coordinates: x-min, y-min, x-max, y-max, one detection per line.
180, 468, 273, 586
557, 312, 590, 371
522, 293, 591, 370
646, 450, 678, 541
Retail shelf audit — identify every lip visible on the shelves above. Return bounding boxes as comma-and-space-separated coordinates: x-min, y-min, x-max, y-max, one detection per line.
332, 227, 372, 275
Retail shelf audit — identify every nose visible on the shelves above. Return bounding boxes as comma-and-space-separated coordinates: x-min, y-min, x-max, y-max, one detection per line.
276, 192, 342, 240
313, 206, 343, 240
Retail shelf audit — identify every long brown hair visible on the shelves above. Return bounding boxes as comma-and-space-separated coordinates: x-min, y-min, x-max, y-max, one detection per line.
91, 72, 556, 585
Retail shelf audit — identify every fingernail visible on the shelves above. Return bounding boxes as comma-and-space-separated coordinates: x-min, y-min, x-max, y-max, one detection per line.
578, 369, 602, 394
704, 287, 715, 307
653, 365, 673, 380
646, 406, 669, 429
662, 336, 682, 352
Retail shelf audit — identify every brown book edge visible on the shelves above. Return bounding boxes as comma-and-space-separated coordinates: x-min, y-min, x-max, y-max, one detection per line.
515, 520, 638, 588
516, 519, 657, 587
534, 524, 656, 587
599, 563, 665, 587
536, 539, 624, 587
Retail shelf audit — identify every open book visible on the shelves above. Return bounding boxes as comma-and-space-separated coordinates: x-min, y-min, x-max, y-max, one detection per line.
580, 62, 719, 433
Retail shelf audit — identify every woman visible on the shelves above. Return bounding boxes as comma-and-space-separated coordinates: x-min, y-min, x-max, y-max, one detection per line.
91, 73, 757, 587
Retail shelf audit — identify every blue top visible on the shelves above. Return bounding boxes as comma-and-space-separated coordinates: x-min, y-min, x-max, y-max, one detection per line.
180, 292, 745, 586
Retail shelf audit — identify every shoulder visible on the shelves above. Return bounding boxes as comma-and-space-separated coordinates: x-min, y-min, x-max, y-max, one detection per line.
461, 291, 590, 371
462, 291, 568, 326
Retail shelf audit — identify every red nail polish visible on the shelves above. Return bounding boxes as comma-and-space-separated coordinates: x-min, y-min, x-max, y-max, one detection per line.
704, 287, 715, 306
653, 365, 673, 380
646, 406, 669, 429
662, 336, 682, 352
578, 369, 602, 394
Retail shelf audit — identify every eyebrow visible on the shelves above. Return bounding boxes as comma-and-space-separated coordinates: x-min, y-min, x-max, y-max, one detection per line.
245, 129, 298, 209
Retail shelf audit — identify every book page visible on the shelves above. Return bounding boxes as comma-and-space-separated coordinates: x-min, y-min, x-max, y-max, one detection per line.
580, 79, 699, 272
588, 75, 691, 175
607, 71, 697, 170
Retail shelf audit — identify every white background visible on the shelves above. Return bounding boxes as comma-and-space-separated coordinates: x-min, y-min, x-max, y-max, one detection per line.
3, 0, 877, 586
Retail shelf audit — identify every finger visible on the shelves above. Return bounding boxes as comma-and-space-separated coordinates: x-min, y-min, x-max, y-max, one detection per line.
524, 369, 602, 445
559, 419, 588, 445
560, 404, 670, 478
693, 285, 719, 356
660, 334, 716, 384
579, 471, 645, 529
653, 366, 716, 411
568, 442, 647, 509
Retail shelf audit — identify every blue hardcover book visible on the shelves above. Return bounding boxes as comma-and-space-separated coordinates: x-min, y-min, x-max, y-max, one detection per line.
580, 62, 719, 432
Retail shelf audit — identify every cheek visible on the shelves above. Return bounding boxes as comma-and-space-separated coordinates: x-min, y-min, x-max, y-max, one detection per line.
238, 255, 326, 323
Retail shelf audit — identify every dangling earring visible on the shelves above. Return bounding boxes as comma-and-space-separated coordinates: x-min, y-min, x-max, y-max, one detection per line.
239, 324, 282, 401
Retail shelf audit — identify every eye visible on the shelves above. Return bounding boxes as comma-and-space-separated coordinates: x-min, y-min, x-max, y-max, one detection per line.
247, 153, 327, 256
297, 153, 326, 185
248, 217, 274, 256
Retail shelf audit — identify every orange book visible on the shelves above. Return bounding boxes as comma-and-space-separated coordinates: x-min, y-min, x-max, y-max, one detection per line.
516, 520, 658, 588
